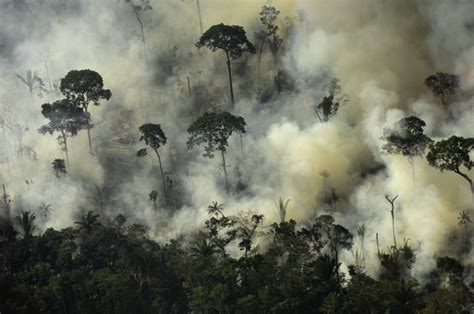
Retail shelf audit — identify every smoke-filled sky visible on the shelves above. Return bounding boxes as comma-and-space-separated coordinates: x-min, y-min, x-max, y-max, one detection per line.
0, 0, 473, 279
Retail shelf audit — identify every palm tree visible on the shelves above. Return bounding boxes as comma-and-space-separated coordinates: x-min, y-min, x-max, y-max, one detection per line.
190, 232, 219, 260
38, 203, 53, 220
275, 197, 289, 223
75, 211, 102, 235
15, 211, 35, 238
16, 70, 44, 108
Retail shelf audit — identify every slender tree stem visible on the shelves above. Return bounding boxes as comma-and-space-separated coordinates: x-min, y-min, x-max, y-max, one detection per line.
221, 150, 229, 193
225, 51, 234, 106
196, 0, 203, 34
155, 150, 167, 203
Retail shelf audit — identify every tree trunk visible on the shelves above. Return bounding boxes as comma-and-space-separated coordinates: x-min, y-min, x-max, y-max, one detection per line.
257, 39, 265, 82
220, 150, 229, 193
391, 209, 397, 249
225, 51, 235, 106
2, 184, 10, 220
62, 132, 69, 167
136, 15, 147, 60
454, 169, 473, 200
84, 107, 93, 154
155, 150, 167, 203
196, 0, 203, 34
408, 157, 415, 184
2, 124, 12, 179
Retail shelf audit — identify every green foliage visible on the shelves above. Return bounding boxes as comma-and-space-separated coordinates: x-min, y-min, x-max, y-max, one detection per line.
38, 99, 89, 137
315, 78, 349, 122
424, 72, 460, 105
60, 69, 112, 111
187, 111, 246, 158
427, 136, 474, 173
15, 211, 35, 238
137, 123, 166, 155
0, 209, 472, 313
382, 116, 433, 158
52, 158, 67, 178
196, 23, 256, 59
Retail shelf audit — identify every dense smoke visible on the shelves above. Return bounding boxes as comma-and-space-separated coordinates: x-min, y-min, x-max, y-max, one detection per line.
0, 0, 472, 280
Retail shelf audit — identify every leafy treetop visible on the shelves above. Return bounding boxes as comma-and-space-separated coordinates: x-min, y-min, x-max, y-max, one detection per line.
196, 23, 256, 59
138, 123, 167, 154
426, 136, 473, 173
381, 116, 433, 158
187, 111, 246, 158
60, 69, 112, 110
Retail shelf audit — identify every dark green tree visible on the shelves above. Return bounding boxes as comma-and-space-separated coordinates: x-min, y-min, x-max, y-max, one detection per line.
196, 23, 256, 105
424, 72, 460, 106
137, 123, 168, 202
60, 69, 112, 154
315, 78, 348, 122
75, 211, 102, 235
187, 112, 246, 192
39, 99, 89, 166
381, 116, 433, 181
255, 4, 282, 79
426, 136, 474, 195
15, 211, 35, 238
52, 158, 67, 178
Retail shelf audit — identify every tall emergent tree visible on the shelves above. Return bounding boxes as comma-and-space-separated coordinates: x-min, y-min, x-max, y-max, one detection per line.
124, 0, 152, 59
381, 116, 433, 181
424, 72, 460, 106
60, 69, 112, 154
426, 136, 474, 196
187, 112, 246, 193
255, 4, 282, 79
38, 99, 89, 166
196, 23, 256, 105
137, 123, 168, 202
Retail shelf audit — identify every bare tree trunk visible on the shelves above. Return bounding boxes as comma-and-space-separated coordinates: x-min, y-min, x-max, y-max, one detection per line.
84, 108, 93, 154
385, 194, 399, 249
196, 0, 203, 34
136, 15, 147, 60
257, 39, 265, 82
155, 150, 167, 203
408, 157, 415, 184
454, 169, 473, 200
225, 51, 234, 106
62, 131, 69, 167
2, 124, 12, 180
221, 150, 229, 193
2, 184, 10, 220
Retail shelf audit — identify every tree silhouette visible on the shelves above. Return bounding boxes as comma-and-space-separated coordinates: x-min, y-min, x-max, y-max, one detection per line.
52, 158, 67, 178
196, 23, 256, 106
16, 70, 45, 108
426, 136, 474, 196
75, 211, 102, 235
381, 116, 433, 182
60, 69, 112, 154
187, 112, 246, 192
124, 0, 152, 59
255, 5, 282, 79
137, 124, 168, 202
38, 99, 89, 166
15, 211, 35, 238
424, 72, 460, 106
149, 190, 158, 218
315, 78, 348, 122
